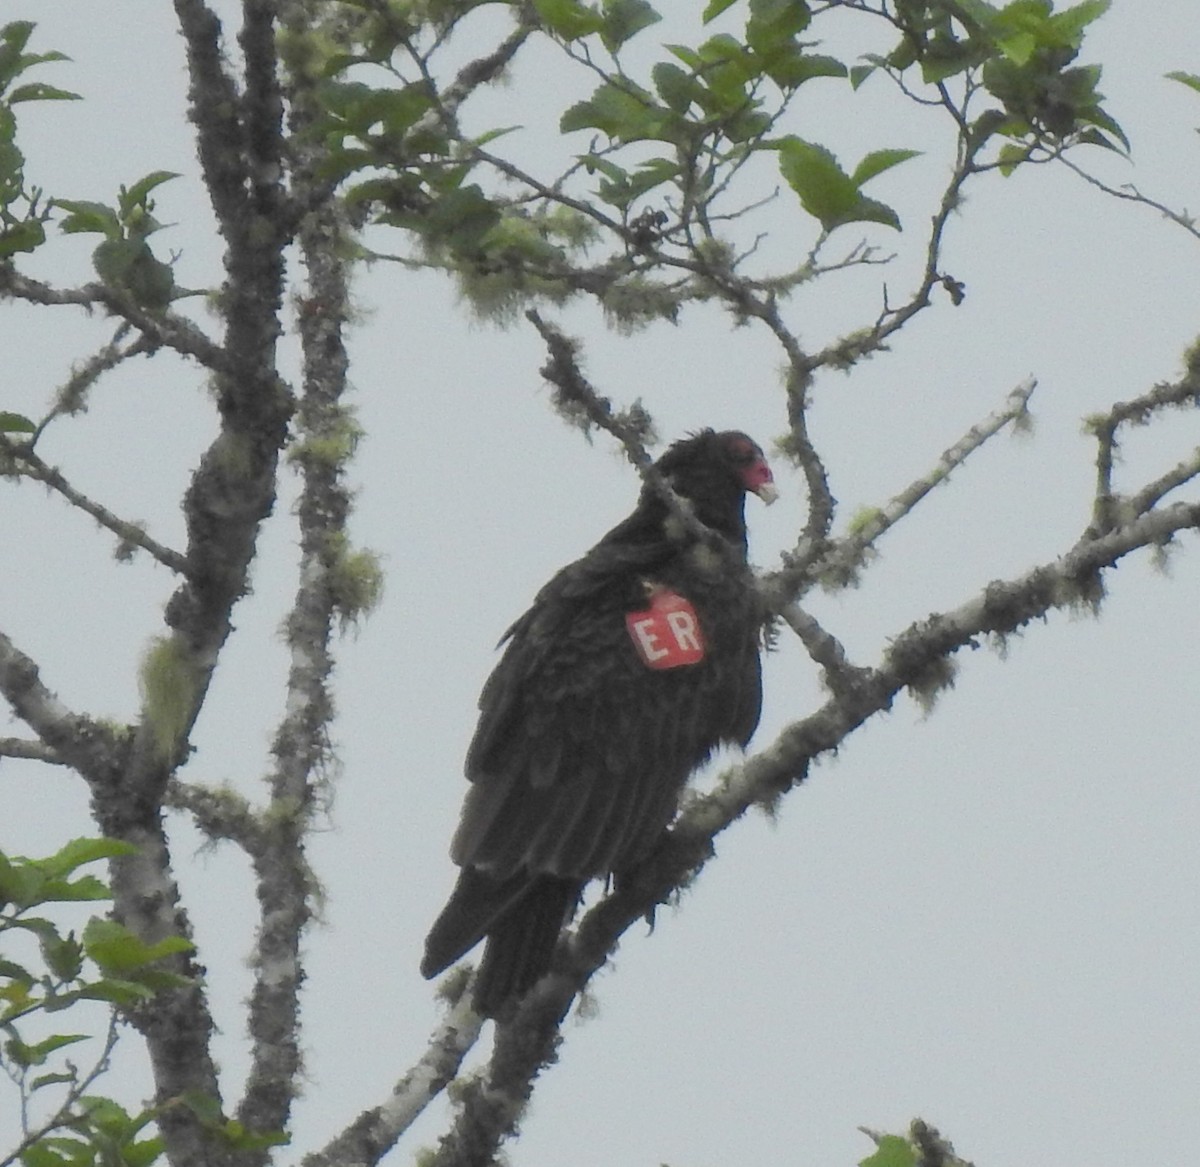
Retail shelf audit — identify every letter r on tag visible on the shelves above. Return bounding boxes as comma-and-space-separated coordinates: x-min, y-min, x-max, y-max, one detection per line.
626, 589, 706, 669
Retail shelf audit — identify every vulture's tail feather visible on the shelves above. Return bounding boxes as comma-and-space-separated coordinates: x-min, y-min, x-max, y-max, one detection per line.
473, 877, 577, 1017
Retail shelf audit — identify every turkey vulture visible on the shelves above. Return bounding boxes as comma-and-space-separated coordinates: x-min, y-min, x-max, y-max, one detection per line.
421, 429, 776, 1016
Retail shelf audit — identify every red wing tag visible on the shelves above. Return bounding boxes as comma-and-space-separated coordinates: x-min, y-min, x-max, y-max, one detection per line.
625, 588, 706, 669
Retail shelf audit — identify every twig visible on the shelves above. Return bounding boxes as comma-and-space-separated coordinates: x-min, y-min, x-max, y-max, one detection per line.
0, 1015, 123, 1167
0, 268, 228, 371
526, 310, 746, 556
1086, 370, 1200, 532
1056, 154, 1200, 242
0, 632, 114, 776
164, 780, 265, 853
776, 376, 1037, 594
0, 435, 189, 573
0, 738, 62, 764
779, 603, 870, 700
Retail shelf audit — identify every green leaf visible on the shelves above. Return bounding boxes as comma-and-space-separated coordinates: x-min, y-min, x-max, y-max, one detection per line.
180, 1090, 224, 1125
702, 0, 739, 20
920, 39, 979, 85
724, 107, 771, 142
651, 62, 698, 113
0, 854, 45, 906
851, 148, 921, 186
694, 33, 756, 107
846, 195, 901, 231
6, 1032, 89, 1068
777, 136, 859, 224
0, 218, 46, 256
745, 0, 811, 58
532, 0, 605, 40
48, 979, 155, 1009
53, 198, 121, 239
665, 42, 701, 69
122, 1138, 165, 1167
1166, 70, 1200, 96
9, 81, 79, 103
581, 153, 627, 182
777, 137, 902, 231
1077, 98, 1128, 149
601, 0, 660, 51
0, 22, 34, 91
118, 171, 179, 218
93, 238, 177, 309
997, 31, 1037, 66
81, 919, 193, 975
860, 1133, 918, 1167
418, 183, 501, 253
31, 1071, 78, 1092
1050, 0, 1110, 45
41, 931, 85, 980
40, 837, 135, 880
22, 1136, 91, 1167
763, 50, 846, 90
597, 156, 679, 207
560, 80, 670, 142
0, 410, 35, 433
996, 141, 1028, 175
219, 1121, 290, 1152
0, 956, 35, 982
849, 63, 876, 90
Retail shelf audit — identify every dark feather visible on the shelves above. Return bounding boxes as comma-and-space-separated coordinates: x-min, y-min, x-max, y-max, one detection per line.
421, 430, 773, 1015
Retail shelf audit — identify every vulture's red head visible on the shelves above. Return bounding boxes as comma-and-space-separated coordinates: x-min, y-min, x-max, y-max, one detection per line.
652, 429, 776, 543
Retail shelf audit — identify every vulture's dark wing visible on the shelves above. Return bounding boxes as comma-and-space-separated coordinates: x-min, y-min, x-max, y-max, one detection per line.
455, 537, 764, 882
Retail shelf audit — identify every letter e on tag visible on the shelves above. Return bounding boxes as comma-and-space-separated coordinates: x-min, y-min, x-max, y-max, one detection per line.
626, 589, 705, 669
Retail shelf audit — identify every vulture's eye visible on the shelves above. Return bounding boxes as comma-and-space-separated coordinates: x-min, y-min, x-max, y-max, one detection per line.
726, 437, 759, 462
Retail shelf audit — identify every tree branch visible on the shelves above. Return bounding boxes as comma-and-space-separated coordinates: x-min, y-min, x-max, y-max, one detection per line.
164, 780, 266, 852
0, 269, 228, 371
0, 435, 189, 573
302, 994, 483, 1167
0, 738, 61, 764
234, 5, 358, 1141
782, 376, 1037, 594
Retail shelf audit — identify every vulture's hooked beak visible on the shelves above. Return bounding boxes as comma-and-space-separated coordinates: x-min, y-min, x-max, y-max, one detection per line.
754, 480, 779, 505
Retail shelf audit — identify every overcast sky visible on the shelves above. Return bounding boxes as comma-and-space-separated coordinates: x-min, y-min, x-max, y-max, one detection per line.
3, 3, 1200, 1166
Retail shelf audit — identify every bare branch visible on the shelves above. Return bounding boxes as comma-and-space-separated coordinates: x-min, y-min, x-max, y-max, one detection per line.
235, 11, 359, 1138
440, 8, 537, 116
0, 632, 115, 776
302, 994, 484, 1167
1086, 365, 1200, 532
526, 311, 752, 558
779, 603, 870, 700
1130, 448, 1200, 515
525, 309, 656, 459
164, 779, 265, 852
778, 376, 1037, 594
173, 0, 251, 234
1056, 154, 1200, 242
0, 435, 189, 573
0, 268, 228, 371
0, 738, 61, 764
39, 326, 154, 429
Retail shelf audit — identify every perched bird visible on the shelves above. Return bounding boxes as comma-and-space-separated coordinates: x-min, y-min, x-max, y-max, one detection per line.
421, 429, 777, 1016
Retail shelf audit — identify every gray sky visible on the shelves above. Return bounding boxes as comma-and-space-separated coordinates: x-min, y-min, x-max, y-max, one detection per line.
3, 3, 1200, 1165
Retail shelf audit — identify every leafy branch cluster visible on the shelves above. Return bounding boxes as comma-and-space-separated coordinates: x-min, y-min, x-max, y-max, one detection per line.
0, 839, 184, 1167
